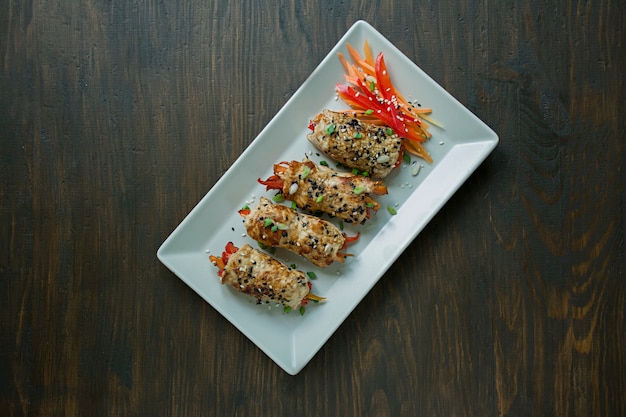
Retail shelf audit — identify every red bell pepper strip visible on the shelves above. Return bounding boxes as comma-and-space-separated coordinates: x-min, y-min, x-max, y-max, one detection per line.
340, 232, 360, 250
209, 241, 239, 277
335, 84, 402, 133
374, 53, 409, 135
257, 175, 284, 191
222, 241, 237, 262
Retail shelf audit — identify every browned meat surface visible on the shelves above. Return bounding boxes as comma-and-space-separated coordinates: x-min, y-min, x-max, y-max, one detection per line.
307, 109, 402, 179
221, 243, 310, 309
244, 197, 346, 267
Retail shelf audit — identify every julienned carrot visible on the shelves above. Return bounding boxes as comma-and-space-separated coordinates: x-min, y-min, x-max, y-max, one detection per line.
346, 43, 375, 75
335, 41, 441, 162
403, 136, 433, 163
363, 40, 375, 66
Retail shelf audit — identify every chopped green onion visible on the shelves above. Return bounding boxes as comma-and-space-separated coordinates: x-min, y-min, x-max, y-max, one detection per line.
241, 204, 250, 210
386, 127, 393, 136
365, 109, 374, 115
387, 206, 397, 215
339, 221, 344, 231
257, 241, 267, 249
366, 202, 375, 208
284, 306, 291, 314
403, 153, 411, 164
319, 160, 329, 166
263, 218, 274, 227
352, 168, 359, 175
271, 225, 278, 232
272, 193, 284, 203
316, 195, 324, 203
301, 166, 310, 179
291, 201, 297, 210
325, 124, 335, 135
307, 271, 317, 279
290, 263, 297, 269
353, 186, 365, 194
277, 223, 288, 230
299, 306, 306, 316
353, 132, 363, 139
362, 171, 369, 176
369, 80, 375, 91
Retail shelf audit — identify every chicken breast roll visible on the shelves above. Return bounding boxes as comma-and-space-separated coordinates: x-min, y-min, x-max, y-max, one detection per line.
210, 242, 324, 309
241, 197, 353, 267
258, 158, 387, 225
307, 109, 403, 179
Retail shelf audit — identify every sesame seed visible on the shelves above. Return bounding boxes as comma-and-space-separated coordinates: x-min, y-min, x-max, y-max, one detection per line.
411, 162, 421, 176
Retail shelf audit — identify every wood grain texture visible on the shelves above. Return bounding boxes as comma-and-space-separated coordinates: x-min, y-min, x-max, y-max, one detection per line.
1, 0, 624, 416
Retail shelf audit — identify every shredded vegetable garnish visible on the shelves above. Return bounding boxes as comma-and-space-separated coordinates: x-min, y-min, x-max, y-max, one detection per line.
336, 41, 440, 163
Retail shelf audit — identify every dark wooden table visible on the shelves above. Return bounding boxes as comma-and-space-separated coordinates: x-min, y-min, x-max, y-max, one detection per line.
2, 1, 624, 416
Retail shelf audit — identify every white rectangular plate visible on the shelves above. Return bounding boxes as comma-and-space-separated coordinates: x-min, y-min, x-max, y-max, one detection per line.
157, 20, 498, 375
